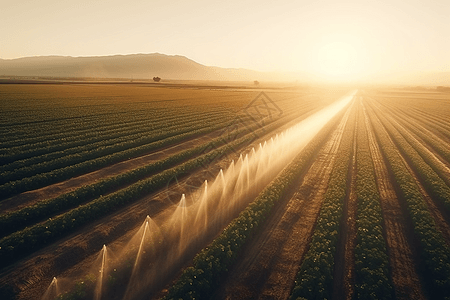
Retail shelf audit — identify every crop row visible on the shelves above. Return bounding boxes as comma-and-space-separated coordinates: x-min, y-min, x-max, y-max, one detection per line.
1, 103, 225, 150
290, 101, 356, 299
383, 104, 450, 165
386, 98, 450, 136
1, 100, 190, 129
405, 108, 450, 140
0, 108, 305, 238
368, 102, 450, 215
390, 117, 450, 189
1, 95, 309, 160
0, 110, 231, 178
1, 91, 292, 144
1, 105, 173, 140
0, 100, 315, 199
0, 120, 225, 200
367, 101, 450, 298
0, 131, 252, 268
353, 104, 393, 299
0, 105, 198, 147
163, 105, 347, 300
0, 106, 312, 268
1, 102, 238, 149
1, 92, 310, 147
0, 108, 230, 165
372, 96, 450, 148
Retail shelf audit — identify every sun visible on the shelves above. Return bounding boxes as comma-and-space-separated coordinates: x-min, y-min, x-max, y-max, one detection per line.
316, 41, 359, 80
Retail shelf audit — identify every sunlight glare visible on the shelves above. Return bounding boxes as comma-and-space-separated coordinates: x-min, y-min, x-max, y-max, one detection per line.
317, 41, 359, 80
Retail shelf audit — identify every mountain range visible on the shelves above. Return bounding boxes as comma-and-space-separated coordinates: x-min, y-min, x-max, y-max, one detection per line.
0, 53, 287, 82
0, 53, 448, 85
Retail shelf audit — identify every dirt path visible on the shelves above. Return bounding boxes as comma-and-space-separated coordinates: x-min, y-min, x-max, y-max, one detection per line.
362, 101, 426, 300
216, 102, 352, 300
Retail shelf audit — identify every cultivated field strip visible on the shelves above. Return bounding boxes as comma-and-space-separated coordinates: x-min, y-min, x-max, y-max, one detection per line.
383, 116, 450, 209
0, 85, 247, 128
3, 86, 449, 300
164, 96, 351, 300
0, 102, 317, 213
290, 97, 394, 300
372, 94, 450, 143
353, 101, 393, 299
0, 108, 231, 162
219, 97, 354, 300
334, 99, 358, 300
372, 96, 450, 161
0, 118, 270, 265
0, 104, 314, 239
0, 117, 270, 198
366, 94, 450, 298
387, 114, 450, 172
370, 90, 450, 122
0, 110, 231, 173
1, 95, 318, 164
1, 90, 315, 146
0, 85, 352, 300
0, 120, 228, 199
362, 102, 425, 300
0, 88, 338, 270
0, 94, 319, 206
0, 106, 224, 149
0, 86, 301, 141
365, 100, 450, 218
250, 96, 355, 299
388, 120, 450, 188
0, 111, 231, 180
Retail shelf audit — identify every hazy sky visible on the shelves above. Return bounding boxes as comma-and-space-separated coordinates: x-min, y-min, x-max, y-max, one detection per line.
1, 0, 449, 80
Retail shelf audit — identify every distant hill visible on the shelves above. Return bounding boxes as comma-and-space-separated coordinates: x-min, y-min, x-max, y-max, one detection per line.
0, 53, 448, 85
0, 53, 288, 81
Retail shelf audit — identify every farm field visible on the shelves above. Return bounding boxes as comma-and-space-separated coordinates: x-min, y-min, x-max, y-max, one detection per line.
0, 83, 449, 300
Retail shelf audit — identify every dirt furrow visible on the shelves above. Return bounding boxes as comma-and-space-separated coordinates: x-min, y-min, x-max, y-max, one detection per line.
217, 102, 352, 300
362, 101, 426, 300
